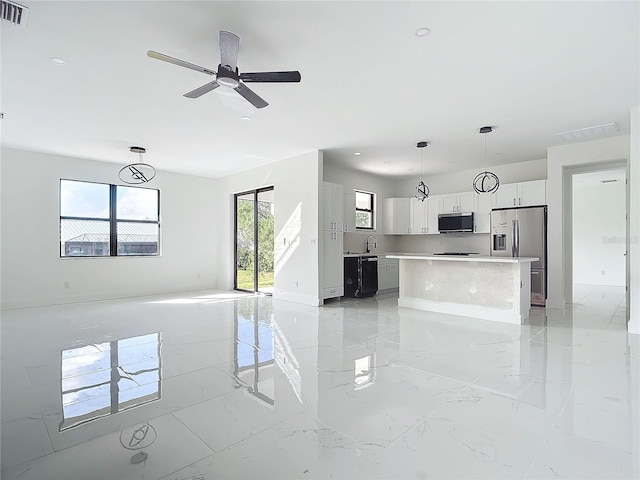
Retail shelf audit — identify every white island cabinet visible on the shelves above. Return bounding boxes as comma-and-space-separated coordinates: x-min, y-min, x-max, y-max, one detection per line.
386, 254, 538, 324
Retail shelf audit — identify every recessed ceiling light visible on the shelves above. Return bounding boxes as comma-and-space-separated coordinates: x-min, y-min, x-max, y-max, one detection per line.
354, 152, 361, 156
241, 116, 251, 121
408, 168, 415, 171
384, 161, 391, 164
50, 57, 67, 65
415, 27, 430, 37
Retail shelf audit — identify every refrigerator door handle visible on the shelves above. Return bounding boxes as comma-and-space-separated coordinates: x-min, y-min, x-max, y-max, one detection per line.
512, 219, 519, 257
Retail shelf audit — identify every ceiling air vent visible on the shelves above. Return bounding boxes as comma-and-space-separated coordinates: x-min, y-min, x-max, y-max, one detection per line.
557, 122, 618, 143
1, 0, 29, 27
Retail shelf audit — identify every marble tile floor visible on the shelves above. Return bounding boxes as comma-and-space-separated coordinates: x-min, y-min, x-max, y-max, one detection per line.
1, 286, 638, 479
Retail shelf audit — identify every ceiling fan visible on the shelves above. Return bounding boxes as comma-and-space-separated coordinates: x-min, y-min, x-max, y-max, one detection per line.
147, 30, 301, 109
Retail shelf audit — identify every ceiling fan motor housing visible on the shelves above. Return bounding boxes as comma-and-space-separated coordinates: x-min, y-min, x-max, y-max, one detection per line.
216, 64, 240, 88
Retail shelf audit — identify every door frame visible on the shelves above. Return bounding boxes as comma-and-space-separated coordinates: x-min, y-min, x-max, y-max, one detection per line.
234, 186, 275, 293
564, 160, 628, 309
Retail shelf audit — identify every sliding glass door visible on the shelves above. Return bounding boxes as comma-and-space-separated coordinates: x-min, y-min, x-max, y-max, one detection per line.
234, 187, 274, 294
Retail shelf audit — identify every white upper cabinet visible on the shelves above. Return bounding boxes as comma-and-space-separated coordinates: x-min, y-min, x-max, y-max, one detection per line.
473, 193, 493, 233
323, 182, 344, 231
411, 195, 440, 234
518, 180, 546, 206
440, 191, 474, 213
492, 180, 546, 209
343, 190, 356, 232
427, 195, 440, 234
411, 197, 428, 234
383, 198, 411, 234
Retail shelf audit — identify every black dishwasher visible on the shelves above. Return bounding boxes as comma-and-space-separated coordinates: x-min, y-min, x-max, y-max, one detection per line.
344, 255, 378, 297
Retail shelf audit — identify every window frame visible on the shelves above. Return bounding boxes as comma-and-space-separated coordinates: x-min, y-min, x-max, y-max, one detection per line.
354, 190, 375, 231
60, 179, 160, 258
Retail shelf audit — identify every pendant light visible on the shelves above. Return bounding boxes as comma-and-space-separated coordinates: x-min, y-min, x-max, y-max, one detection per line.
473, 126, 500, 194
415, 141, 429, 202
118, 146, 156, 185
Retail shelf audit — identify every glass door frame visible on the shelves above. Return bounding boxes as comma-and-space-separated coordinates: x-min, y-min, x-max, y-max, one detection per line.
234, 186, 274, 294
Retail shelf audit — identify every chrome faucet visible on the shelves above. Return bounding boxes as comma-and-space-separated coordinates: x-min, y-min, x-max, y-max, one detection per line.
366, 234, 377, 253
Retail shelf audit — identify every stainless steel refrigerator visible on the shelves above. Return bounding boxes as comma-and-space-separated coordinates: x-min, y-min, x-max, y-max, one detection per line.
490, 206, 547, 306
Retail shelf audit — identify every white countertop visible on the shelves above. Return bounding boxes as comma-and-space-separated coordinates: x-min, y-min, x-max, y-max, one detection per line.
385, 253, 538, 263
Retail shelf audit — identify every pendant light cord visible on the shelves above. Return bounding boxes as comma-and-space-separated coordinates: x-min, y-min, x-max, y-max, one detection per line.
483, 132, 487, 174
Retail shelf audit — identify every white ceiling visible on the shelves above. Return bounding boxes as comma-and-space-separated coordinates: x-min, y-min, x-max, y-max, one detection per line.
1, 1, 638, 179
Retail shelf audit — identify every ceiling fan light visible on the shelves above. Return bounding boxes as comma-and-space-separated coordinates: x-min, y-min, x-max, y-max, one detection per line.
217, 77, 239, 88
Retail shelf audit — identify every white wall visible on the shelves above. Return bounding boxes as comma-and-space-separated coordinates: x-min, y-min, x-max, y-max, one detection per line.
546, 135, 630, 309
572, 171, 626, 286
323, 163, 400, 254
214, 151, 322, 306
393, 158, 547, 197
0, 148, 218, 309
629, 106, 640, 335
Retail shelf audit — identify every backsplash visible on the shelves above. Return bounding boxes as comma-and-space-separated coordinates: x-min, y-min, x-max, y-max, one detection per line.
343, 231, 400, 254
395, 233, 491, 255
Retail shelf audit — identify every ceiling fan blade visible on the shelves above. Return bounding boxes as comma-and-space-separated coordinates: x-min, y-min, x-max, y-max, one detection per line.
240, 71, 301, 83
147, 51, 217, 76
234, 83, 268, 109
184, 81, 220, 98
219, 31, 240, 71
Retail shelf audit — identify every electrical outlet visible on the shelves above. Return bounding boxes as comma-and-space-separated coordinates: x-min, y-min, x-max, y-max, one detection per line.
197, 272, 201, 279
63, 281, 70, 289
601, 270, 606, 276
294, 280, 299, 288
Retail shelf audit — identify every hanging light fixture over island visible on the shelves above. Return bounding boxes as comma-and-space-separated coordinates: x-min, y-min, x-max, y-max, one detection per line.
415, 141, 429, 202
473, 126, 500, 194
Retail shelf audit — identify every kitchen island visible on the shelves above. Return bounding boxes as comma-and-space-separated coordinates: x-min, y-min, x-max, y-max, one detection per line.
386, 254, 539, 324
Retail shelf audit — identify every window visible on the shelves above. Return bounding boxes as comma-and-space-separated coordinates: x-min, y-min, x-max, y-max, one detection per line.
60, 180, 159, 257
355, 190, 375, 230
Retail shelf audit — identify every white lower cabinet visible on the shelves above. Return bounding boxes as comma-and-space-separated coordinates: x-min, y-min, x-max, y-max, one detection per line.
377, 257, 399, 291
323, 230, 344, 300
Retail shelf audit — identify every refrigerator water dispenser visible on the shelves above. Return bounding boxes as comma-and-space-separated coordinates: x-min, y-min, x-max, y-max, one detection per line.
493, 234, 506, 251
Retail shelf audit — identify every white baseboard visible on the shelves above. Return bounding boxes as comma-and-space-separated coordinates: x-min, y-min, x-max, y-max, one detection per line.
273, 290, 321, 307
398, 297, 524, 325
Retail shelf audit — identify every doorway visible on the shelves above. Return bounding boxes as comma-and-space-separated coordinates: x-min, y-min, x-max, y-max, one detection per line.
234, 187, 275, 294
568, 163, 628, 316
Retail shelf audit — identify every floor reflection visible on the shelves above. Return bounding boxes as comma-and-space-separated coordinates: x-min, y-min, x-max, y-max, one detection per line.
60, 332, 161, 431
234, 297, 275, 406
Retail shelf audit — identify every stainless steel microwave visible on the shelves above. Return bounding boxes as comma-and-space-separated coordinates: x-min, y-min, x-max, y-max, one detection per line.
438, 212, 474, 233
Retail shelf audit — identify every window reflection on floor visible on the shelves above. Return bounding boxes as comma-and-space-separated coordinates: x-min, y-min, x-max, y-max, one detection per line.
354, 354, 376, 390
234, 298, 275, 406
59, 332, 161, 431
